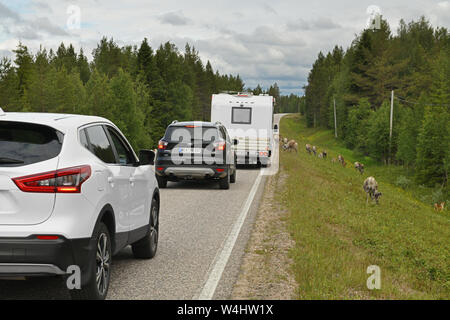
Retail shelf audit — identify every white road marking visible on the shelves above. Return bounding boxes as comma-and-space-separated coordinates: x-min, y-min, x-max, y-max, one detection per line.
197, 172, 263, 300
197, 114, 285, 300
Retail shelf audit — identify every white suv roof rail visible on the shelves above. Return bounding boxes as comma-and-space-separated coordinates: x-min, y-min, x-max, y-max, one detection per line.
171, 120, 178, 124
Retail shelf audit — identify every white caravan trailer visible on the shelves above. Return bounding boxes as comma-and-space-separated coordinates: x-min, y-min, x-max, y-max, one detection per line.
211, 92, 274, 165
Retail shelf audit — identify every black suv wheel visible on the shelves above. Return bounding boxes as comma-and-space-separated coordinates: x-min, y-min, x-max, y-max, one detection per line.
219, 168, 230, 189
230, 166, 236, 183
156, 175, 167, 188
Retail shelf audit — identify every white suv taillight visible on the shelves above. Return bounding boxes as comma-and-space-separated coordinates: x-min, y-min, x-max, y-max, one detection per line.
12, 165, 91, 193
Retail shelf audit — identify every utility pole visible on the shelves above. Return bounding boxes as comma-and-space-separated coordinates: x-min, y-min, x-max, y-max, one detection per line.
333, 98, 337, 138
389, 90, 394, 164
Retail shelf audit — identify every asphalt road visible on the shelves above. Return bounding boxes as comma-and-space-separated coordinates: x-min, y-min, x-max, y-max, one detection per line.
0, 114, 285, 300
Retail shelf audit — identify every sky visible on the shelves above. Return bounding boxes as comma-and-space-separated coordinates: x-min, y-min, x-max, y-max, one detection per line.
0, 0, 449, 95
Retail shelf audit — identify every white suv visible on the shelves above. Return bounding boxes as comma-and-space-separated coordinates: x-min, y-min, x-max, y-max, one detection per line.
0, 110, 160, 300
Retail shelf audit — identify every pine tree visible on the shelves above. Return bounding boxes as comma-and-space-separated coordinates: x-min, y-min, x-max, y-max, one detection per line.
415, 52, 449, 185
84, 69, 113, 119
253, 84, 263, 95
109, 69, 148, 150
345, 98, 372, 151
92, 37, 127, 78
396, 106, 418, 167
366, 100, 392, 162
21, 48, 52, 112
0, 57, 20, 111
13, 43, 34, 95
77, 48, 91, 84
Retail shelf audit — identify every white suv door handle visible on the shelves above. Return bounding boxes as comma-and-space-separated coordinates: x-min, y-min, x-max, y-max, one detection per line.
108, 177, 114, 184
129, 177, 136, 184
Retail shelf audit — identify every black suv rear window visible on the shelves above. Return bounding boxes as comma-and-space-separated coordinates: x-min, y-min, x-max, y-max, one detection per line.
165, 126, 221, 142
0, 121, 63, 167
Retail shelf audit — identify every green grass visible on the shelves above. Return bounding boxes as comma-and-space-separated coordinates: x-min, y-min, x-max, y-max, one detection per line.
279, 114, 449, 299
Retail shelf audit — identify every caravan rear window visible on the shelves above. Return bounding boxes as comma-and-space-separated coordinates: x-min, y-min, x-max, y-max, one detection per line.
232, 107, 252, 124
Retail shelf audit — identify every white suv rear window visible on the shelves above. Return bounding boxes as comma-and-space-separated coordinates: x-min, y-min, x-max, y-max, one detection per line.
0, 121, 63, 167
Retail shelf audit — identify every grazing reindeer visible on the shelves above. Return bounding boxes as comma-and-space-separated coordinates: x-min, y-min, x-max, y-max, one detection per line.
305, 144, 312, 155
434, 202, 445, 212
338, 155, 347, 167
363, 177, 382, 204
354, 162, 364, 175
312, 146, 317, 156
318, 151, 327, 159
338, 155, 347, 168
284, 140, 298, 153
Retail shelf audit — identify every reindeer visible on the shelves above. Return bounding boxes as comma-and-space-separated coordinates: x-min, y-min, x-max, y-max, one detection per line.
305, 144, 312, 155
354, 162, 364, 175
284, 140, 298, 153
338, 155, 345, 166
363, 177, 382, 204
434, 202, 445, 212
312, 146, 317, 156
318, 150, 327, 159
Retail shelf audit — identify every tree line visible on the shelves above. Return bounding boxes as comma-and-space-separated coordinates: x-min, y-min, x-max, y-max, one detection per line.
303, 16, 449, 187
247, 83, 305, 114
0, 38, 246, 150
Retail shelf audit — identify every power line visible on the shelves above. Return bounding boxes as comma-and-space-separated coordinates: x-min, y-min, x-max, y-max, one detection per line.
394, 95, 450, 107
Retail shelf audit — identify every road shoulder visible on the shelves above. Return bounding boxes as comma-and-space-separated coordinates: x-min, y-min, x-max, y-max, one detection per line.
231, 169, 297, 299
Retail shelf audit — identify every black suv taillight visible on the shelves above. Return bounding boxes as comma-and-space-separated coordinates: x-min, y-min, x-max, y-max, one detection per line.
213, 141, 226, 151
158, 140, 168, 150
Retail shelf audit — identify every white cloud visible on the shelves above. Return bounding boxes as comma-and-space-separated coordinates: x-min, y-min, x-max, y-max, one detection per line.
262, 4, 277, 15
0, 1, 67, 40
158, 11, 190, 26
0, 0, 448, 95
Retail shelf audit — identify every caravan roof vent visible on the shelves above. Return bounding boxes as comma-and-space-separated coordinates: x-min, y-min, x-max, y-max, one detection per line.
171, 120, 178, 124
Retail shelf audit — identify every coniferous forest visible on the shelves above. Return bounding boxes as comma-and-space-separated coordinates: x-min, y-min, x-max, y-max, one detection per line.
0, 16, 448, 189
0, 38, 246, 150
303, 17, 449, 188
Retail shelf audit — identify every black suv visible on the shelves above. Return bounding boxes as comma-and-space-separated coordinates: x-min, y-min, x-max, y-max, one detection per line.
155, 121, 238, 189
